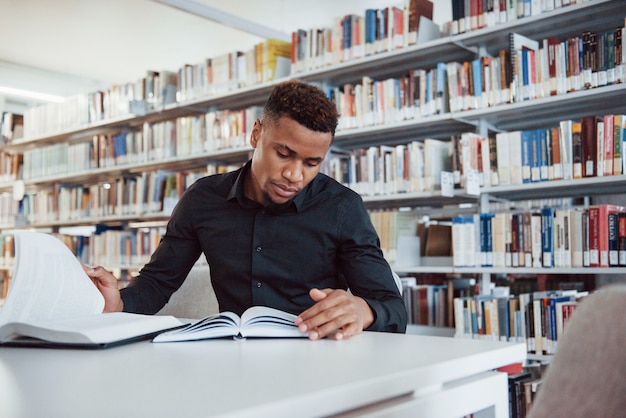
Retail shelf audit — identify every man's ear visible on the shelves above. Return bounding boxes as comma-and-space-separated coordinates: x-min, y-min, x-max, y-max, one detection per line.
250, 119, 262, 148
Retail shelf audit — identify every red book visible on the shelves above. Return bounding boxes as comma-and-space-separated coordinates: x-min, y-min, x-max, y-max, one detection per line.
546, 37, 560, 96
470, 0, 479, 31
588, 204, 625, 267
498, 362, 524, 375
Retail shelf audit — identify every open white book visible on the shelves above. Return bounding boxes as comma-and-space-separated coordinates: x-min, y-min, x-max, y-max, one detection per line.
0, 231, 183, 348
153, 306, 307, 342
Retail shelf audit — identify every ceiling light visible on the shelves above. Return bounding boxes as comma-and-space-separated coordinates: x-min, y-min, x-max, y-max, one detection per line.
0, 85, 65, 103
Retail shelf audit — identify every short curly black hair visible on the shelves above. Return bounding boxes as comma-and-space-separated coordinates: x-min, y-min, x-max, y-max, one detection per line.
262, 79, 338, 138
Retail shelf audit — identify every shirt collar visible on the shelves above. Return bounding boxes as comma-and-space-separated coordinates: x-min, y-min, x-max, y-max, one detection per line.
226, 160, 317, 213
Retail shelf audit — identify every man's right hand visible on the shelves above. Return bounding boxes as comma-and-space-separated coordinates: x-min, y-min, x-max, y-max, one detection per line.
82, 265, 124, 313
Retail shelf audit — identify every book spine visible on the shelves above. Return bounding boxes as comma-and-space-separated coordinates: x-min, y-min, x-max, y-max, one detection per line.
581, 116, 598, 177
588, 205, 600, 267
619, 212, 626, 266
480, 213, 494, 267
521, 130, 532, 183
614, 114, 624, 175
541, 207, 555, 267
571, 121, 583, 178
608, 212, 619, 266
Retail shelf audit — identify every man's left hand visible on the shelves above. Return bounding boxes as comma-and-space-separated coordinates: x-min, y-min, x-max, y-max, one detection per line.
295, 288, 374, 340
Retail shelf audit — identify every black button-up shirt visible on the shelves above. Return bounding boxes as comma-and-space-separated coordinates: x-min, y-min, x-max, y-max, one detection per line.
121, 161, 407, 333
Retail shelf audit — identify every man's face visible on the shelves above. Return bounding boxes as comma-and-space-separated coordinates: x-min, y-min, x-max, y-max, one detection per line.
246, 117, 332, 207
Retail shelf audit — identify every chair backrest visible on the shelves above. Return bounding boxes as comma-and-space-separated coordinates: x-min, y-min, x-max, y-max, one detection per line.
527, 283, 626, 418
156, 265, 219, 319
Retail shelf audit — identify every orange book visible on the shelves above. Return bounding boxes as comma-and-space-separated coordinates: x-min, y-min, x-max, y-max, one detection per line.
571, 122, 583, 178
550, 126, 563, 180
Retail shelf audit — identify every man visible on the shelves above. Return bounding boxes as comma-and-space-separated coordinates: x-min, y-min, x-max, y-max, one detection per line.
86, 79, 407, 340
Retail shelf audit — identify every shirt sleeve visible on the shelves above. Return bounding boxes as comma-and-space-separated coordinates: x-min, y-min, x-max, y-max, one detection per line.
121, 186, 203, 314
335, 193, 408, 333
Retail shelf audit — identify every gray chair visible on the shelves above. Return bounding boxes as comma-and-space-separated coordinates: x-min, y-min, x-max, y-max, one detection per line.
156, 265, 219, 319
527, 283, 626, 418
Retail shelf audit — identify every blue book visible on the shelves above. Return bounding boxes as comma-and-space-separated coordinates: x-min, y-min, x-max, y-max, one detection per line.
436, 62, 446, 98
541, 207, 556, 267
521, 49, 530, 100
521, 130, 532, 183
497, 297, 511, 341
480, 213, 494, 267
471, 58, 483, 104
538, 129, 552, 181
365, 9, 377, 56
378, 9, 386, 46
548, 295, 572, 353
343, 15, 352, 60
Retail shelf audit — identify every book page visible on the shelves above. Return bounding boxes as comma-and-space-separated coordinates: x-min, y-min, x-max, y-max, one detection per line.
152, 312, 240, 342
7, 312, 182, 345
0, 232, 104, 325
240, 306, 304, 338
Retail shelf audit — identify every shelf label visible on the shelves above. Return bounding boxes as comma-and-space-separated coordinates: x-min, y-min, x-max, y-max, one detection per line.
466, 171, 480, 196
441, 171, 454, 197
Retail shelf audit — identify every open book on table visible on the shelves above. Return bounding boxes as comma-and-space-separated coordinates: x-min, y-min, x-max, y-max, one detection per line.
0, 232, 183, 348
152, 306, 307, 342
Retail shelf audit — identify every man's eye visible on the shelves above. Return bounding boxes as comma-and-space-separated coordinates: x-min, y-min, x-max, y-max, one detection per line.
277, 152, 289, 159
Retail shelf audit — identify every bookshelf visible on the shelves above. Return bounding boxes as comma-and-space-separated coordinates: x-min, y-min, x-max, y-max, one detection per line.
0, 1, 625, 308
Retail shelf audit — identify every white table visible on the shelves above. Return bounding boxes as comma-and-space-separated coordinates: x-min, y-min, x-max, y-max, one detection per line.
0, 332, 526, 418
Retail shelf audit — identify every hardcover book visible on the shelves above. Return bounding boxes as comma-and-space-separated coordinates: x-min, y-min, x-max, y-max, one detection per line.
152, 306, 306, 342
0, 232, 182, 348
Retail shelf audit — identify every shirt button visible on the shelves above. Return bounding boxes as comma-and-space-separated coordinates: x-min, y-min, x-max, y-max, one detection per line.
256, 282, 262, 288
256, 246, 262, 252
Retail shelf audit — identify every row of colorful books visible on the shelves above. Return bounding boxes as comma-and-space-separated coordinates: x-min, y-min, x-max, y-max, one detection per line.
0, 163, 243, 229
401, 278, 450, 327
290, 0, 434, 74
0, 229, 165, 274
460, 115, 626, 189
452, 204, 626, 268
18, 107, 260, 182
453, 288, 585, 355
329, 26, 625, 130
320, 113, 626, 198
324, 139, 453, 197
89, 227, 166, 268
447, 0, 591, 36
16, 108, 626, 193
400, 276, 481, 328
290, 0, 592, 74
176, 39, 291, 102
11, 170, 201, 227
20, 38, 286, 139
